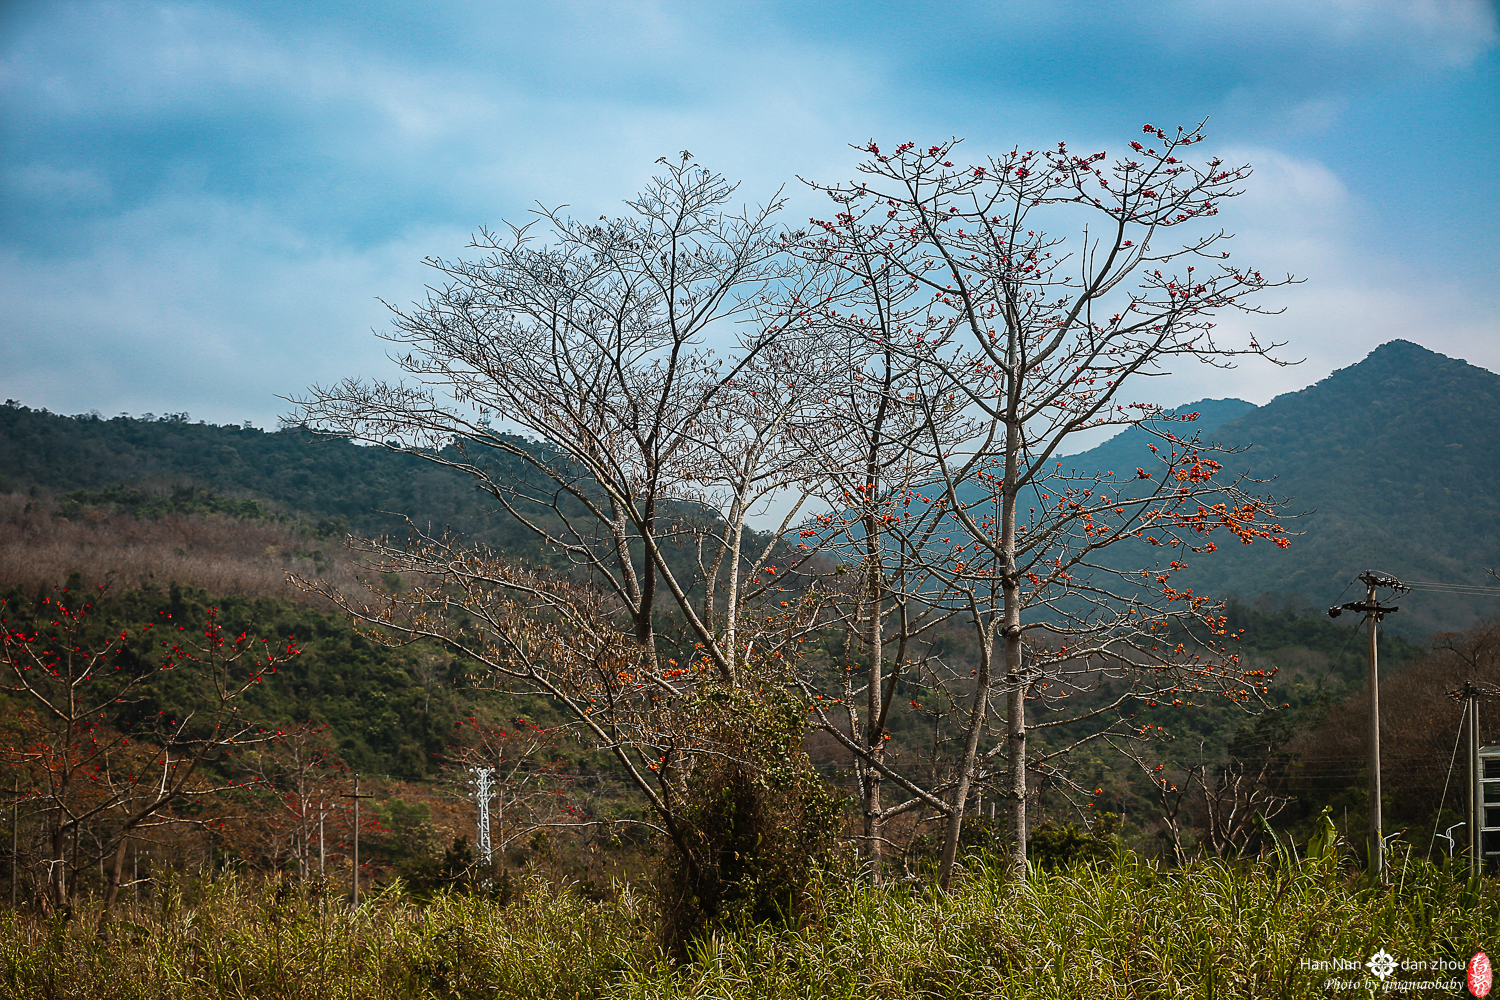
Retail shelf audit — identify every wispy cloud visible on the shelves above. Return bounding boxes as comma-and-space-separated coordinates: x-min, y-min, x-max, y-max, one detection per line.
0, 0, 1494, 427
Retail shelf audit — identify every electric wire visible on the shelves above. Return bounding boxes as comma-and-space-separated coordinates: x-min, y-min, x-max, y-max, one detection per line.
1405, 581, 1500, 597
1312, 612, 1365, 693
1426, 706, 1467, 860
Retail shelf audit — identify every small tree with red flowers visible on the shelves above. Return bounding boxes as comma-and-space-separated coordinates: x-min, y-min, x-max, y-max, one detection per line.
0, 583, 299, 923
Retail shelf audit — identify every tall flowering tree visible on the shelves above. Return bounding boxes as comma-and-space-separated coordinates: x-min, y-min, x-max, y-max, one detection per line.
791, 123, 1296, 883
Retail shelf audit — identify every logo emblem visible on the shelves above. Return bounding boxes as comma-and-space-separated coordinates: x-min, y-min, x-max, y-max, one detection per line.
1469, 952, 1492, 998
1366, 949, 1397, 981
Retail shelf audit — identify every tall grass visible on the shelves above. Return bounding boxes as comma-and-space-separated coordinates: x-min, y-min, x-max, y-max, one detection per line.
2, 850, 1493, 999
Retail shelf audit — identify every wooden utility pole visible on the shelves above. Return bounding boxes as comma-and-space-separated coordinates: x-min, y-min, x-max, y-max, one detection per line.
1366, 575, 1383, 881
318, 793, 326, 876
341, 774, 373, 909
1329, 570, 1406, 882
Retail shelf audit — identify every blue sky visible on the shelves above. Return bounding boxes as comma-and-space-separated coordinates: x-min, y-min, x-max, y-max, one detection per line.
2, 0, 1496, 430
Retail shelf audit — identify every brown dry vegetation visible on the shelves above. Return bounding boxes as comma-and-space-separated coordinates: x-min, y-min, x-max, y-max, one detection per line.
0, 492, 364, 608
1288, 621, 1500, 834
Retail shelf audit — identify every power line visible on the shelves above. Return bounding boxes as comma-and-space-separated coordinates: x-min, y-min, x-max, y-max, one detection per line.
1312, 613, 1365, 692
1426, 707, 1467, 860
1405, 581, 1500, 597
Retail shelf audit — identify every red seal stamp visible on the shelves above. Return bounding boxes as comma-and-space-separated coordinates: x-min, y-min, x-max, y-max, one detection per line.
1469, 951, 1493, 998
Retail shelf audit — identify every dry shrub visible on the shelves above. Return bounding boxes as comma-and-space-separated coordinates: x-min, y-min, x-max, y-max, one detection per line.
0, 493, 364, 609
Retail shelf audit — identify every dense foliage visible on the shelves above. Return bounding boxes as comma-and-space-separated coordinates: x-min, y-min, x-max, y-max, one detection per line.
0, 401, 540, 550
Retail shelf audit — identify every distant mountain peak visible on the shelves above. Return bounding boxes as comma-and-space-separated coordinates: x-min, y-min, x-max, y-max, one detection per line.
1367, 338, 1448, 361
1158, 397, 1255, 423
1164, 337, 1499, 637
1059, 397, 1255, 464
1336, 338, 1487, 380
1374, 338, 1428, 353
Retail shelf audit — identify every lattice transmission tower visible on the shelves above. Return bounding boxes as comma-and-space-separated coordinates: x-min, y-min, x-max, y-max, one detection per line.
473, 767, 494, 865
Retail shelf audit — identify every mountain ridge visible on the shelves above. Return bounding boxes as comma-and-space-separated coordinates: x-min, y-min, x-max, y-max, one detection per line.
1076, 340, 1500, 635
3, 340, 1496, 635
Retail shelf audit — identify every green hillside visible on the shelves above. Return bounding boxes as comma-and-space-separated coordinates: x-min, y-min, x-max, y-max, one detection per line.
1172, 341, 1499, 636
6, 340, 1497, 638
0, 402, 552, 552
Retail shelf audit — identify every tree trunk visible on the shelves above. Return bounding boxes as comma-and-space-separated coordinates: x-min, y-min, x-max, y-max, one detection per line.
1000, 350, 1025, 869
96, 834, 131, 938
863, 536, 884, 883
937, 633, 992, 890
48, 814, 69, 915
1006, 640, 1026, 868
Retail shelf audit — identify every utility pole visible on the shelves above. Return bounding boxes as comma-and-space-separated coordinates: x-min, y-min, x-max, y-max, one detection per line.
1448, 675, 1497, 878
1465, 682, 1482, 878
341, 774, 373, 909
1329, 570, 1406, 882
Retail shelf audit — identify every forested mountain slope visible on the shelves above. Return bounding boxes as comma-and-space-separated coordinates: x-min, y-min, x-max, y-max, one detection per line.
5, 338, 1496, 636
1061, 340, 1500, 636
0, 402, 551, 552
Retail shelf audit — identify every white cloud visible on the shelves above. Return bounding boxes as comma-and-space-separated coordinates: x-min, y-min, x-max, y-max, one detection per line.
0, 193, 465, 427
1144, 144, 1498, 408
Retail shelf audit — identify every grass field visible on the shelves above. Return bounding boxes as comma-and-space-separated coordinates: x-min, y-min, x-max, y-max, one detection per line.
2, 846, 1494, 1000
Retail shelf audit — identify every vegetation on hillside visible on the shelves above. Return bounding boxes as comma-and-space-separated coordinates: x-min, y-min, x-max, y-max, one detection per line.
1157, 341, 1500, 636
0, 401, 540, 550
0, 458, 1489, 902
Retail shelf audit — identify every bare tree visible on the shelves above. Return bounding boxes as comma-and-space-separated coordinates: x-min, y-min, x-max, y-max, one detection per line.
235, 723, 346, 879
1140, 729, 1294, 863
286, 158, 856, 896
287, 154, 828, 684
792, 123, 1297, 884
285, 135, 1296, 891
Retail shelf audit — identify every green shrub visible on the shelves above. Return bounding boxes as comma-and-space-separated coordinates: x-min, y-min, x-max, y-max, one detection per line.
1029, 811, 1121, 870
657, 688, 843, 950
